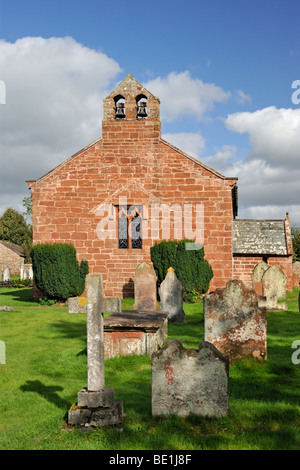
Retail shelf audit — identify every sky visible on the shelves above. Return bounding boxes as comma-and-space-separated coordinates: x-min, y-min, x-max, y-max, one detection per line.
0, 0, 300, 227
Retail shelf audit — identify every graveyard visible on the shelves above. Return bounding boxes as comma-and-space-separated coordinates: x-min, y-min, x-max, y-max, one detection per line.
0, 281, 299, 450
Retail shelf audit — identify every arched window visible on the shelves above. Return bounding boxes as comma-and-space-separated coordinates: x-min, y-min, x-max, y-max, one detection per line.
136, 94, 148, 119
114, 95, 125, 119
117, 205, 143, 249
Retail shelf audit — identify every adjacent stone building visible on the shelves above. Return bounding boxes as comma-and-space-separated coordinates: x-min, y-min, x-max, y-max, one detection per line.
26, 74, 293, 297
0, 241, 25, 275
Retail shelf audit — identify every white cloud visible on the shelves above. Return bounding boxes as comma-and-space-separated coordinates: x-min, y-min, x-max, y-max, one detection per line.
235, 89, 251, 104
201, 144, 238, 170
162, 132, 206, 159
225, 106, 300, 167
0, 36, 121, 212
144, 71, 230, 122
223, 106, 300, 226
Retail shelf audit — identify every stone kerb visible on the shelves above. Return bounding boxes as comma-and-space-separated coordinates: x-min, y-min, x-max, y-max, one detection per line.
159, 267, 186, 323
261, 265, 287, 311
204, 279, 267, 361
151, 339, 229, 418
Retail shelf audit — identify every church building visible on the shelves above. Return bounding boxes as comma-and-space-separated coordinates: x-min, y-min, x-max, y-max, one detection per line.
26, 74, 293, 297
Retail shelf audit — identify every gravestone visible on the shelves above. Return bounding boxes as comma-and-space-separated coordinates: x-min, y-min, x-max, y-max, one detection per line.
261, 265, 287, 310
67, 274, 124, 428
28, 266, 33, 280
151, 340, 229, 417
21, 265, 33, 281
133, 262, 158, 311
3, 268, 10, 282
23, 268, 29, 280
252, 261, 269, 296
292, 261, 300, 287
204, 279, 267, 361
68, 295, 121, 315
159, 267, 186, 323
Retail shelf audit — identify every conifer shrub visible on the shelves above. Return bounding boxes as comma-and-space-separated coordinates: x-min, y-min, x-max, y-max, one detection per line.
31, 243, 89, 301
150, 239, 213, 302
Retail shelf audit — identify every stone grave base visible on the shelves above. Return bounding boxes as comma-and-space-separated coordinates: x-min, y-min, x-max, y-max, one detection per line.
104, 310, 168, 358
67, 387, 124, 429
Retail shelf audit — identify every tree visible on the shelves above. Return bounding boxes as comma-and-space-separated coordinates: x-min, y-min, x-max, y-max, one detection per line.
0, 208, 32, 246
150, 239, 213, 301
292, 229, 300, 262
22, 193, 32, 227
31, 243, 89, 301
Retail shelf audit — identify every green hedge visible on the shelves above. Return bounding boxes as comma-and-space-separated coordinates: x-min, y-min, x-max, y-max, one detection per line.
150, 239, 213, 301
31, 243, 89, 301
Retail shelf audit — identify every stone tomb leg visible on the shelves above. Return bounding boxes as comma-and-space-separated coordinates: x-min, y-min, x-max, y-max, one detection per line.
68, 274, 123, 428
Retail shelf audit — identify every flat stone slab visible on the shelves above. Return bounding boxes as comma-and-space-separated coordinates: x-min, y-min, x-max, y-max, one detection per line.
104, 310, 168, 330
104, 310, 168, 358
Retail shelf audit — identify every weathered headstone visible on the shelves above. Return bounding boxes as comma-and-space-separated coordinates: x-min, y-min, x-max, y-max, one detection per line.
67, 274, 124, 428
151, 340, 229, 417
28, 266, 33, 280
252, 260, 269, 296
21, 265, 33, 281
3, 268, 10, 282
159, 267, 186, 323
133, 262, 158, 311
204, 279, 267, 361
261, 265, 287, 310
23, 268, 29, 280
292, 261, 300, 288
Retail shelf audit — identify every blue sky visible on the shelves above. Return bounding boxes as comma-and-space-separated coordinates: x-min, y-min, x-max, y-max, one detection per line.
0, 0, 300, 226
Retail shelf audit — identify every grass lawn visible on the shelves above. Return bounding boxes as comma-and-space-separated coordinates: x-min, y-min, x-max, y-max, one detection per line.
0, 286, 299, 450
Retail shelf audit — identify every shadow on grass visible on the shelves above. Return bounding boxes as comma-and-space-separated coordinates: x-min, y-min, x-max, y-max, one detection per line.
49, 320, 86, 340
20, 380, 70, 410
0, 288, 38, 305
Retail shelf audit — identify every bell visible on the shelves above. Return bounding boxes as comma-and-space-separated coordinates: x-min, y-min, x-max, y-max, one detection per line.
137, 101, 147, 118
115, 102, 125, 118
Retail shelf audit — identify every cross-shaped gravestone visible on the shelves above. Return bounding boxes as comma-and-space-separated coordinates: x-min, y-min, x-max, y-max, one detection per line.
67, 274, 124, 428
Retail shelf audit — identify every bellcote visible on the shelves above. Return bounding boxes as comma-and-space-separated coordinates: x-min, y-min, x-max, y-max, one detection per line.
102, 74, 160, 122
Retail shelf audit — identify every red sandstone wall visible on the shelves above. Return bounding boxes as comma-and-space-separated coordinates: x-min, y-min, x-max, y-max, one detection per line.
233, 255, 293, 292
29, 75, 237, 297
30, 128, 236, 296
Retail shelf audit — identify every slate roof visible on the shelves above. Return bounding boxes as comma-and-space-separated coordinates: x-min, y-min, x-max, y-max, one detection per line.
0, 241, 25, 258
232, 219, 288, 255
